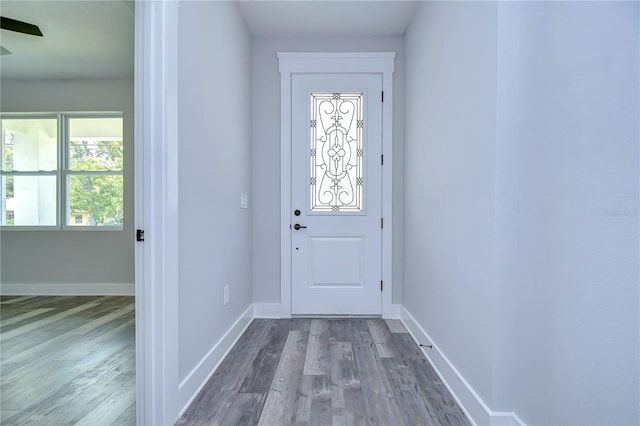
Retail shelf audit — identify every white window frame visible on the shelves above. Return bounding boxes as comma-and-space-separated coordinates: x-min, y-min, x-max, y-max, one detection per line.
0, 112, 124, 231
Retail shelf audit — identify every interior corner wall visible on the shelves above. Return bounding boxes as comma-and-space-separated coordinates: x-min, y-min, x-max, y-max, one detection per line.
404, 0, 498, 408
177, 0, 252, 385
251, 36, 405, 306
0, 79, 135, 291
405, 1, 639, 425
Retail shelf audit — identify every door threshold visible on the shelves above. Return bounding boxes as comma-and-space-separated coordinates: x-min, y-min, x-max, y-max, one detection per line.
291, 314, 382, 319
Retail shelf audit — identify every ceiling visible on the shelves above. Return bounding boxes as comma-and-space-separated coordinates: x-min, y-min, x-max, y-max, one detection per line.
238, 1, 418, 37
0, 0, 134, 80
0, 0, 417, 81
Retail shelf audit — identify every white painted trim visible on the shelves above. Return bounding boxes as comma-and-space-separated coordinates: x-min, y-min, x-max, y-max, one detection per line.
254, 303, 398, 319
133, 3, 148, 424
380, 61, 394, 320
177, 304, 254, 418
253, 302, 284, 318
278, 52, 396, 60
400, 306, 526, 426
135, 1, 181, 425
0, 283, 134, 296
278, 52, 395, 319
490, 413, 527, 426
279, 58, 293, 319
388, 303, 402, 319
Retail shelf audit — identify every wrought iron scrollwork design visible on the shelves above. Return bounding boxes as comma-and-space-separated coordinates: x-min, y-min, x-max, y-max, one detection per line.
310, 92, 363, 212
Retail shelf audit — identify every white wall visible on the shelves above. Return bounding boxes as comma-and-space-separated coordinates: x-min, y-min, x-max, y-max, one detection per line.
0, 79, 135, 290
404, 0, 498, 406
251, 36, 405, 305
177, 0, 253, 387
405, 1, 639, 425
493, 2, 639, 424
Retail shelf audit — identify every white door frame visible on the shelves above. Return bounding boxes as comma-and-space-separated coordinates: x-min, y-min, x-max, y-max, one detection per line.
134, 1, 180, 424
278, 52, 395, 319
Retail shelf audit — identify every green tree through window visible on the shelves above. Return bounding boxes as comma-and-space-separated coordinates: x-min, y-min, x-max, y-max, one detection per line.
68, 139, 123, 226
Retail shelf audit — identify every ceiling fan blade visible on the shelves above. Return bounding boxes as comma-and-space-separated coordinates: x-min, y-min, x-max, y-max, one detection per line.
0, 46, 11, 55
0, 16, 43, 37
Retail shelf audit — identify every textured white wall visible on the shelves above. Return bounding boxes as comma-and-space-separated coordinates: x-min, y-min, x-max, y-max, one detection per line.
251, 36, 405, 305
0, 79, 135, 287
405, 1, 639, 424
177, 1, 252, 381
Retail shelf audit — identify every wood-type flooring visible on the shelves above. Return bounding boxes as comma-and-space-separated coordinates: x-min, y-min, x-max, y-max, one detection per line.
178, 318, 470, 426
0, 296, 135, 425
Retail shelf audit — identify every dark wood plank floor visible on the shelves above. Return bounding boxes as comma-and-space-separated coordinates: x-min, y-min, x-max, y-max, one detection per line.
0, 296, 135, 426
178, 319, 470, 426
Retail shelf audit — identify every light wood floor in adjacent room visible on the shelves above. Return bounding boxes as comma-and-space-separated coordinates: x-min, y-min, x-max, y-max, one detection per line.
179, 318, 470, 426
0, 296, 135, 426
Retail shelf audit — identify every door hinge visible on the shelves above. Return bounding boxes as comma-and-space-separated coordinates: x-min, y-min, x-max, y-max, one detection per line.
381, 218, 384, 229
381, 154, 384, 165
381, 280, 384, 291
136, 229, 145, 242
381, 91, 384, 103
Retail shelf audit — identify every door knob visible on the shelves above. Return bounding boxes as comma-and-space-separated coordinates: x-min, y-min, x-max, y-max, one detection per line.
293, 224, 307, 230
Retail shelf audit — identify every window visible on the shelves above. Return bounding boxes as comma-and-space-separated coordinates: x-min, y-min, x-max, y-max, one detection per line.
1, 113, 124, 229
66, 117, 124, 227
1, 117, 58, 226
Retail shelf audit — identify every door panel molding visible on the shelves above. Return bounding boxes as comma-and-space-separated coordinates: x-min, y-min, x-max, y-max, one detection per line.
278, 52, 395, 318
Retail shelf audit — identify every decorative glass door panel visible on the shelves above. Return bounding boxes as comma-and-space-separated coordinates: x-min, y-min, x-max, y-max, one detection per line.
310, 92, 363, 212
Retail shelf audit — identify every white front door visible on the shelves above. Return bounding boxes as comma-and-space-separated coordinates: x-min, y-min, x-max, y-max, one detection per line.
291, 73, 382, 315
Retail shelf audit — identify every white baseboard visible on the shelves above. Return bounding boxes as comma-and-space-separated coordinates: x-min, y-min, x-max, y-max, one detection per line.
177, 304, 254, 417
0, 282, 135, 296
400, 306, 525, 426
253, 302, 283, 318
255, 302, 402, 319
489, 413, 526, 426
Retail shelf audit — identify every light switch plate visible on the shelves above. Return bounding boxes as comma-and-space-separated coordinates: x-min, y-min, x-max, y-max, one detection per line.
240, 193, 248, 209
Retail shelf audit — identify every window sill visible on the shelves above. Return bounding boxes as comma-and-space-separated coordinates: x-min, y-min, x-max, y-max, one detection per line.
1, 226, 124, 231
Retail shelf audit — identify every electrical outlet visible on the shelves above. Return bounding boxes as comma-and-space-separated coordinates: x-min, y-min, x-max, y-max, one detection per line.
224, 286, 229, 305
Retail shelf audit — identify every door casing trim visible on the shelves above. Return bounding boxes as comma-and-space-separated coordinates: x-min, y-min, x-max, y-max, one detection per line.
135, 1, 181, 423
278, 52, 396, 319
